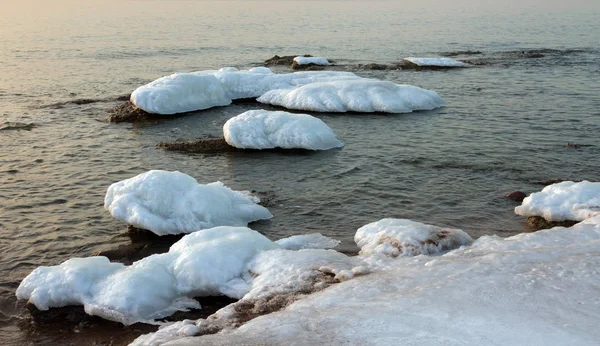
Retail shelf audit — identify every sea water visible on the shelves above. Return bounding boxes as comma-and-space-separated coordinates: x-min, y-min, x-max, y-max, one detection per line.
1, 0, 599, 344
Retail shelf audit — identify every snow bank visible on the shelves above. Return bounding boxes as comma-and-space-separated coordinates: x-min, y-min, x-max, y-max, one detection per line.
293, 56, 330, 65
104, 170, 272, 235
223, 110, 343, 150
403, 57, 466, 67
166, 219, 600, 346
257, 79, 446, 113
355, 218, 473, 257
17, 227, 279, 325
130, 73, 231, 114
515, 181, 600, 221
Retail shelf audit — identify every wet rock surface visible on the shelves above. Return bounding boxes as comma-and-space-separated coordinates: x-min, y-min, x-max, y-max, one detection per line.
290, 62, 326, 70
108, 101, 153, 123
526, 216, 578, 231
398, 59, 465, 70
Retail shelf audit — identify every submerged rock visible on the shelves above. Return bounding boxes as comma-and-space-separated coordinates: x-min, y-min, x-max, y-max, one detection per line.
442, 50, 483, 57
359, 63, 390, 70
108, 101, 152, 123
290, 62, 326, 71
527, 216, 578, 231
506, 191, 527, 202
0, 122, 36, 131
157, 137, 241, 153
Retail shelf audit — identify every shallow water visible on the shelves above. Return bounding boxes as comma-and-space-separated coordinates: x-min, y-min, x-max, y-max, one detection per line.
1, 0, 599, 344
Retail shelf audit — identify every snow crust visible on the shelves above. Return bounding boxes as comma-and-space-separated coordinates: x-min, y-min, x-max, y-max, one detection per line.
257, 79, 446, 113
404, 57, 466, 67
166, 218, 600, 346
293, 56, 330, 65
275, 233, 341, 250
355, 218, 473, 257
223, 110, 343, 150
17, 227, 280, 325
515, 181, 600, 221
104, 170, 272, 235
130, 73, 231, 114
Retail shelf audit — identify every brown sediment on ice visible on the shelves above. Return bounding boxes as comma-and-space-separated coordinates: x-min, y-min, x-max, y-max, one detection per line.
526, 216, 578, 231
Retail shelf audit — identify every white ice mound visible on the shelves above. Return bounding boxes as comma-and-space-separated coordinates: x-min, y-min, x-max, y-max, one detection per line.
293, 56, 330, 65
17, 227, 279, 325
276, 233, 341, 250
515, 181, 600, 221
212, 67, 360, 100
104, 170, 272, 235
403, 57, 466, 67
355, 218, 473, 257
130, 73, 231, 114
223, 110, 343, 150
257, 79, 446, 113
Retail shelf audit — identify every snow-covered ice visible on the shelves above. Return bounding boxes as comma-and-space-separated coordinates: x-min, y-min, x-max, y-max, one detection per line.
515, 180, 600, 221
355, 218, 473, 257
293, 56, 330, 65
257, 79, 446, 113
104, 170, 272, 235
403, 57, 466, 67
223, 110, 344, 150
130, 73, 231, 114
163, 218, 600, 346
17, 227, 280, 325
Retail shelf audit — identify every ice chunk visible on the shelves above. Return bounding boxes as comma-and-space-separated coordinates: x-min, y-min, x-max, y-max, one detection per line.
355, 218, 473, 257
403, 57, 466, 67
257, 79, 446, 113
293, 56, 330, 65
104, 170, 272, 235
223, 110, 343, 150
515, 181, 600, 221
130, 73, 231, 114
276, 233, 341, 250
17, 227, 279, 325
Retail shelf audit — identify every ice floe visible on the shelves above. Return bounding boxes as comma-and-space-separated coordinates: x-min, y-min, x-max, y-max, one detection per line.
17, 227, 279, 325
162, 218, 600, 346
403, 57, 466, 67
223, 110, 343, 150
257, 79, 446, 113
515, 181, 600, 221
129, 67, 445, 115
130, 73, 231, 114
355, 218, 473, 257
293, 56, 330, 65
275, 233, 341, 250
104, 170, 272, 235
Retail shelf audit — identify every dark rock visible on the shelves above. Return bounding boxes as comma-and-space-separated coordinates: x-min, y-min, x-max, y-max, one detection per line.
442, 50, 483, 57
527, 216, 578, 231
263, 54, 312, 66
157, 137, 241, 154
506, 191, 527, 202
360, 63, 389, 70
108, 101, 152, 123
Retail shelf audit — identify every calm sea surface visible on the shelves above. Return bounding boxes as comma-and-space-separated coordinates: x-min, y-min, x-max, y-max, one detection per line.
1, 0, 599, 344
